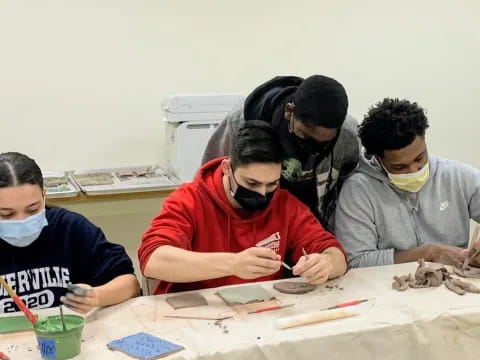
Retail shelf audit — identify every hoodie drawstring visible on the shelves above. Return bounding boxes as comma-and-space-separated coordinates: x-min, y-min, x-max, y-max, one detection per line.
226, 214, 231, 251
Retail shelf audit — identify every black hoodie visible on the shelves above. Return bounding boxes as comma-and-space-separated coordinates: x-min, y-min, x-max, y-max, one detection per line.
202, 76, 359, 230
244, 76, 340, 224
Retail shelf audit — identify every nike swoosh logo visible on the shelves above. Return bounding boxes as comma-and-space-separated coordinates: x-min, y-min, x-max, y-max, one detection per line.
440, 201, 450, 211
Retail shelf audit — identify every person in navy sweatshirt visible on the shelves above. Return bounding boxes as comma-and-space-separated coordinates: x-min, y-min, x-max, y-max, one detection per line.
139, 120, 347, 294
0, 152, 140, 314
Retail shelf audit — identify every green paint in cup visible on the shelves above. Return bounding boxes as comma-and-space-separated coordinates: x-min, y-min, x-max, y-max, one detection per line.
33, 315, 85, 360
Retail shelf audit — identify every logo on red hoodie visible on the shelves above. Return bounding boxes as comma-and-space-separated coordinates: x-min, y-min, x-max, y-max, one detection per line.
256, 232, 281, 252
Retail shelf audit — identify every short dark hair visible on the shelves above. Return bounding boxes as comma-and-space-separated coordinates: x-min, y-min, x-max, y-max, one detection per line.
0, 152, 44, 189
359, 98, 430, 157
293, 75, 348, 128
230, 120, 283, 168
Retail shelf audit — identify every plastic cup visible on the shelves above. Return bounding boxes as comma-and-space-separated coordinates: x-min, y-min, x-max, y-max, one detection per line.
33, 315, 85, 360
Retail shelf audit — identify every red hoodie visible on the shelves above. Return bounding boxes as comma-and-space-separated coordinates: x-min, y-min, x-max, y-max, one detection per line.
138, 158, 345, 294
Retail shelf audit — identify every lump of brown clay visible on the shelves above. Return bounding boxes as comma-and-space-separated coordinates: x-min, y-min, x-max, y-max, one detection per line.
446, 277, 480, 294
392, 275, 411, 291
463, 267, 480, 279
409, 259, 446, 288
453, 266, 480, 279
273, 281, 315, 294
393, 259, 447, 290
444, 278, 466, 295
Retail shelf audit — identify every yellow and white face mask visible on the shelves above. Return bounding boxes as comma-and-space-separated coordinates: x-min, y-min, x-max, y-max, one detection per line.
382, 161, 430, 193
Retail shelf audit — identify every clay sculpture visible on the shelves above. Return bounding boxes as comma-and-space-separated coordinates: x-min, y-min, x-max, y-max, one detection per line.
392, 259, 480, 296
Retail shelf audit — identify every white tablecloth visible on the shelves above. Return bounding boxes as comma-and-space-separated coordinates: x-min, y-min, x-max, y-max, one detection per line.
2, 262, 480, 359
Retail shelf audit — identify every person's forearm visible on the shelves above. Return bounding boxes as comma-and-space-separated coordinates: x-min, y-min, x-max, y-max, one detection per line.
323, 247, 348, 278
393, 245, 431, 264
143, 245, 235, 282
95, 274, 141, 307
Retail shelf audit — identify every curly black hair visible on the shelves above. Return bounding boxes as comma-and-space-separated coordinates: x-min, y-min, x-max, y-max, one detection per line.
294, 75, 348, 128
359, 98, 429, 157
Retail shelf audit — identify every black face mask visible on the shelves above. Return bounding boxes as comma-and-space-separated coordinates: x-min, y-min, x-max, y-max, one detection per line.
291, 132, 331, 155
287, 115, 332, 155
229, 174, 275, 212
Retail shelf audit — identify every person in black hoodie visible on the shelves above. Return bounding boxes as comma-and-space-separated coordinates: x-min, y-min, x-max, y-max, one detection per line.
202, 75, 359, 230
0, 152, 140, 314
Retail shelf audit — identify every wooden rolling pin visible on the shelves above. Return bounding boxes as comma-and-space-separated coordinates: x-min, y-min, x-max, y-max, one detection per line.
276, 309, 358, 329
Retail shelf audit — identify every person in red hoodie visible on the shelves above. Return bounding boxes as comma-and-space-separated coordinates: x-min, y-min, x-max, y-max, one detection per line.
138, 121, 347, 294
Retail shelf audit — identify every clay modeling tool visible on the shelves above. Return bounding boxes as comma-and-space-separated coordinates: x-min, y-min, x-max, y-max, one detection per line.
163, 314, 233, 320
0, 275, 37, 324
0, 351, 9, 360
248, 303, 294, 314
302, 247, 309, 260
276, 309, 358, 329
255, 244, 292, 270
59, 305, 67, 332
320, 299, 369, 311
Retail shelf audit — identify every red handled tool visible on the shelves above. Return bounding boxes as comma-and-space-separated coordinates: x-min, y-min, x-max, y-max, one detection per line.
321, 299, 369, 311
248, 304, 294, 314
0, 275, 38, 324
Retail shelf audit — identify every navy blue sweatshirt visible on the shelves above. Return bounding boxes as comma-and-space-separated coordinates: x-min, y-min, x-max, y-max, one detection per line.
0, 207, 135, 313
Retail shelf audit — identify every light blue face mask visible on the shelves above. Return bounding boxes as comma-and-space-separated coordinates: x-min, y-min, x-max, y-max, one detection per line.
0, 208, 48, 247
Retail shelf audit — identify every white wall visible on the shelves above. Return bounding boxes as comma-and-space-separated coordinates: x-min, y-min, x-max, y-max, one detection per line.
1, 0, 479, 171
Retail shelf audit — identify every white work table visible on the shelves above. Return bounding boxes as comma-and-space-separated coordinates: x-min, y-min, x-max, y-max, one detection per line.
2, 262, 480, 359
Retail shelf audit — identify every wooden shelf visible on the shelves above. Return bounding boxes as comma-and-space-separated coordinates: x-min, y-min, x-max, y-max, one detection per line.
47, 188, 176, 205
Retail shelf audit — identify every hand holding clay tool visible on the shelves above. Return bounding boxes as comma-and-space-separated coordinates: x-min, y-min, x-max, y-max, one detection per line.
60, 305, 67, 332
0, 274, 37, 324
320, 299, 370, 311
255, 244, 292, 270
302, 247, 309, 260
